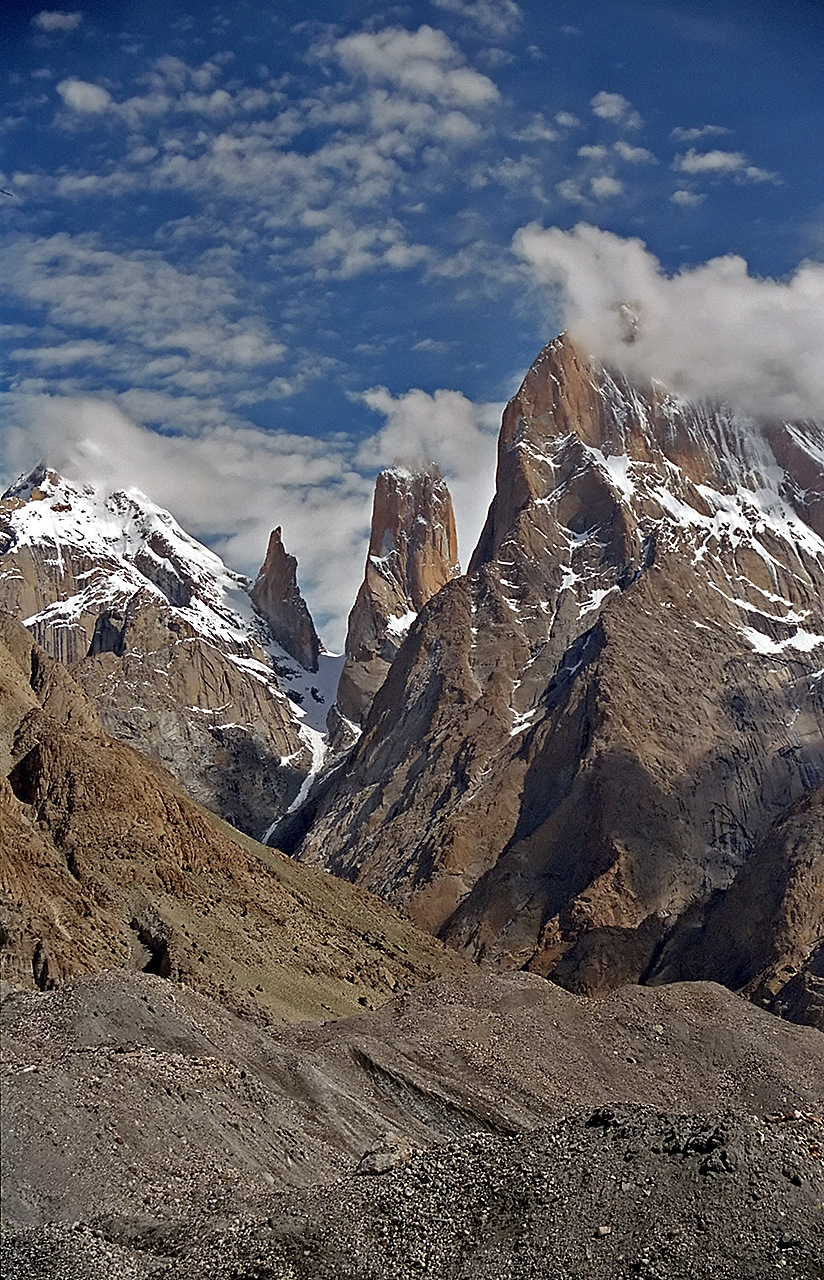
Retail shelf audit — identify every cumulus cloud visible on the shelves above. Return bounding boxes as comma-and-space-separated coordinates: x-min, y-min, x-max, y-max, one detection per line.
589, 174, 624, 199
33, 11, 83, 32
512, 221, 824, 422
56, 77, 112, 113
670, 189, 705, 207
614, 140, 656, 164
355, 385, 503, 563
328, 26, 499, 107
431, 0, 523, 38
590, 91, 642, 129
674, 149, 777, 182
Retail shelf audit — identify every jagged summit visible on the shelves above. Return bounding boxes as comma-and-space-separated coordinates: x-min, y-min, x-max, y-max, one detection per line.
0, 465, 334, 837
285, 334, 824, 1012
335, 462, 460, 727
250, 526, 321, 673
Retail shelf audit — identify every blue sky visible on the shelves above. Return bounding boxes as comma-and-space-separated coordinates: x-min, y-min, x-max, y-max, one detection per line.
1, 0, 822, 644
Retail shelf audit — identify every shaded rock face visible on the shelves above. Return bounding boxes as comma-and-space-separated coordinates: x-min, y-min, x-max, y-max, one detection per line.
336, 465, 459, 726
0, 613, 469, 1022
286, 335, 824, 1011
648, 783, 824, 1028
249, 526, 320, 672
0, 468, 317, 838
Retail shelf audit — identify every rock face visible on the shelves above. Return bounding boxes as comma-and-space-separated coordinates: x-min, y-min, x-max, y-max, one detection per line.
0, 468, 332, 838
249, 526, 320, 672
284, 335, 824, 1014
0, 612, 469, 1022
649, 783, 824, 1024
335, 465, 459, 726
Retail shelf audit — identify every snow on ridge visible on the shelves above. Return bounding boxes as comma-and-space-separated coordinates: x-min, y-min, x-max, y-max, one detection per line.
4, 467, 341, 736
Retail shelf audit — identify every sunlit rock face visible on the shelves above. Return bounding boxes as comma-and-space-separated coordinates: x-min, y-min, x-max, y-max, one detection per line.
0, 467, 328, 838
335, 464, 460, 728
284, 334, 824, 1007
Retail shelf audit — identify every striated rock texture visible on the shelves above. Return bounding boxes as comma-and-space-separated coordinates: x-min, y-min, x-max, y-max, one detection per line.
249, 526, 320, 672
335, 465, 459, 727
0, 468, 329, 838
284, 334, 824, 1016
647, 783, 824, 1027
0, 612, 470, 1023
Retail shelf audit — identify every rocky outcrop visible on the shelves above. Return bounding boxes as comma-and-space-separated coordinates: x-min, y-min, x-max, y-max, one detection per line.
335, 465, 459, 726
0, 468, 323, 838
249, 526, 320, 672
0, 612, 470, 1022
284, 335, 824, 1009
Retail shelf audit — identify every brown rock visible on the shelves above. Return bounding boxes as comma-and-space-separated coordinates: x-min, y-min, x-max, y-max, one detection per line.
0, 469, 313, 837
249, 526, 320, 672
336, 464, 459, 725
0, 612, 471, 1023
286, 335, 824, 1012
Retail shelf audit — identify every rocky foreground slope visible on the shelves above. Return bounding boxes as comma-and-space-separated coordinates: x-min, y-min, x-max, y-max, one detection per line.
2, 968, 822, 1277
0, 612, 469, 1022
282, 335, 824, 1021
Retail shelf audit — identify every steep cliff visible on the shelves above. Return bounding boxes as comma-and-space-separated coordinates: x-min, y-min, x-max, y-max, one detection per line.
249, 526, 320, 672
284, 335, 824, 1010
335, 465, 459, 727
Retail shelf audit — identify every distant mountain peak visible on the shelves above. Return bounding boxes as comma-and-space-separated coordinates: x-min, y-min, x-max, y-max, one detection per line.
250, 525, 321, 673
335, 462, 460, 727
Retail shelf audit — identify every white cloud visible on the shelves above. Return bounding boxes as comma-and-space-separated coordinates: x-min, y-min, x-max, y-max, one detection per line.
670, 189, 705, 207
577, 144, 608, 160
56, 78, 112, 113
2, 233, 287, 399
590, 91, 642, 129
514, 113, 558, 142
328, 26, 499, 108
670, 124, 730, 142
431, 0, 523, 38
614, 140, 656, 164
554, 111, 579, 128
556, 178, 586, 204
674, 149, 778, 182
33, 11, 83, 32
512, 221, 824, 422
355, 385, 502, 565
589, 174, 624, 199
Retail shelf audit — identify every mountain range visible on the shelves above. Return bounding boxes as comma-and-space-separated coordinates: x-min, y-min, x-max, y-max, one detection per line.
1, 332, 822, 1277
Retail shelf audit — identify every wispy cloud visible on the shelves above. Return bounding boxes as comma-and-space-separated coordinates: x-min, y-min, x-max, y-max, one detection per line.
431, 0, 523, 39
2, 233, 287, 403
670, 124, 730, 142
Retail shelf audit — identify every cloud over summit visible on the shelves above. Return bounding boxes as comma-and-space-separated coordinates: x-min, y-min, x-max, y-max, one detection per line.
513, 222, 824, 423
